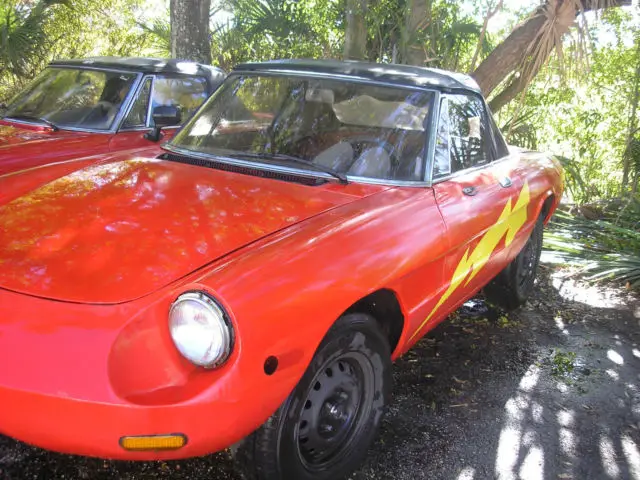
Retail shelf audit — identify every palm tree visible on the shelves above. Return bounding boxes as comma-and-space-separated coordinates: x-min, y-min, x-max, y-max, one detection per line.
472, 0, 633, 112
0, 0, 69, 77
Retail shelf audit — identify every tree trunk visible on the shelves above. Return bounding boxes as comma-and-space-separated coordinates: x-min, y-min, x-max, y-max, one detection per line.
170, 0, 212, 64
344, 0, 367, 60
622, 33, 640, 190
473, 0, 631, 110
404, 0, 430, 66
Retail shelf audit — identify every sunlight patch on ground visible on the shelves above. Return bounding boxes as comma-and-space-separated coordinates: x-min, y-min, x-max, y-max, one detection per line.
554, 315, 569, 335
599, 434, 621, 478
606, 369, 620, 380
622, 435, 640, 479
456, 467, 476, 480
531, 402, 544, 424
519, 365, 540, 392
608, 349, 625, 365
557, 410, 576, 458
557, 409, 574, 427
551, 271, 626, 308
559, 427, 576, 458
519, 444, 544, 480
495, 364, 543, 480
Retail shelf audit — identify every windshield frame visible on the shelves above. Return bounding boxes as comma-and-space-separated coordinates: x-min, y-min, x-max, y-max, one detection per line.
165, 71, 441, 187
2, 65, 143, 134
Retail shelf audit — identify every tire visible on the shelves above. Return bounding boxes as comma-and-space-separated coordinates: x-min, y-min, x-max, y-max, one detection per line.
484, 215, 544, 310
232, 313, 392, 480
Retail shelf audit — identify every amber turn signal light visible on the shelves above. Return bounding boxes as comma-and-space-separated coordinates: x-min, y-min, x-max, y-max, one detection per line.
119, 434, 187, 451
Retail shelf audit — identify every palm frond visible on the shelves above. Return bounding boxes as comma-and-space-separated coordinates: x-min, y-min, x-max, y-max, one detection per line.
544, 203, 640, 289
0, 0, 68, 75
501, 108, 538, 149
136, 17, 171, 56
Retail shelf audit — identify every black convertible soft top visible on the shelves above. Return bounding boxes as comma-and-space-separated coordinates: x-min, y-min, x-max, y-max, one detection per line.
49, 56, 226, 88
233, 59, 482, 93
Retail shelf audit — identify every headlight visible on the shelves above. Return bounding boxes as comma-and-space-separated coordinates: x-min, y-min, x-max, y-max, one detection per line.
169, 291, 233, 368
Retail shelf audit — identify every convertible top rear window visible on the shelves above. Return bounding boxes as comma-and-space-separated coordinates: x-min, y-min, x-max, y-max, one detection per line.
172, 75, 435, 182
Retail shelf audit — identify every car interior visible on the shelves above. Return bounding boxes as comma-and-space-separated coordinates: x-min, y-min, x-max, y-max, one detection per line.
183, 79, 434, 182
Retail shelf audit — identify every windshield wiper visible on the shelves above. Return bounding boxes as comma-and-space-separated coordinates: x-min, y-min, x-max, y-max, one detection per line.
3, 114, 59, 131
228, 151, 349, 185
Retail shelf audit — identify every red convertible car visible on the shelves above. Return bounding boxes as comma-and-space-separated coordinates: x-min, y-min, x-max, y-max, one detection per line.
0, 60, 563, 480
0, 56, 225, 175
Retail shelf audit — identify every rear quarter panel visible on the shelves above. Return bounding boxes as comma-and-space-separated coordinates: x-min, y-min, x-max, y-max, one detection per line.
504, 148, 564, 259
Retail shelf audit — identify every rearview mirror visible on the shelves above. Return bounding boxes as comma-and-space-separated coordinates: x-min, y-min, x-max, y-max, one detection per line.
144, 105, 182, 142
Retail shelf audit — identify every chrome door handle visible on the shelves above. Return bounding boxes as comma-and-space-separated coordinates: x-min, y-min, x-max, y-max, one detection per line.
462, 186, 478, 196
499, 177, 513, 188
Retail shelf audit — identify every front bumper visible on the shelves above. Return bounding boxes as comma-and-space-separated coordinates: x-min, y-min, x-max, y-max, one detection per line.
0, 383, 265, 460
0, 287, 300, 460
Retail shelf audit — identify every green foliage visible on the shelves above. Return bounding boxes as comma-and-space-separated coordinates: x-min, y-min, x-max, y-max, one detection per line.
218, 0, 343, 64
498, 8, 640, 203
137, 16, 171, 56
0, 0, 69, 77
544, 203, 640, 289
501, 108, 538, 150
0, 0, 156, 103
367, 0, 488, 69
553, 156, 590, 203
551, 350, 576, 377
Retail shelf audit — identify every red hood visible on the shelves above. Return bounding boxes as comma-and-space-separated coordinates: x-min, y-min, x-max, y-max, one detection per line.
0, 121, 106, 176
0, 122, 78, 147
0, 156, 381, 304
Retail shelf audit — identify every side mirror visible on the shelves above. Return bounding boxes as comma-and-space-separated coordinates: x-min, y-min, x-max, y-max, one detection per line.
144, 105, 182, 142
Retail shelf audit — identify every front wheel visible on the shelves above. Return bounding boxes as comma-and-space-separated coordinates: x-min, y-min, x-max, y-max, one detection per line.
232, 313, 392, 480
484, 216, 544, 310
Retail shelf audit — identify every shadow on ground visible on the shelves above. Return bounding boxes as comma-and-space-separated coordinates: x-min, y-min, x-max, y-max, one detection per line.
1, 264, 639, 480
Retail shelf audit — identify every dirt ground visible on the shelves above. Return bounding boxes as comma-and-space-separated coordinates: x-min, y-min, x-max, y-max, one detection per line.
1, 263, 639, 480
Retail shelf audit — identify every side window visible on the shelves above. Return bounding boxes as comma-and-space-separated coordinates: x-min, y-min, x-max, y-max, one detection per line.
122, 78, 151, 128
150, 76, 209, 126
433, 93, 491, 178
433, 98, 451, 177
488, 108, 510, 158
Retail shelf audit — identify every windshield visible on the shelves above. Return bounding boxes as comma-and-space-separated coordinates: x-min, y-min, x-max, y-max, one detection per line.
3, 67, 137, 131
171, 75, 435, 182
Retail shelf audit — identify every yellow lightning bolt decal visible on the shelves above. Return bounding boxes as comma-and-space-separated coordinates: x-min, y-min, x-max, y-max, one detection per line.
409, 181, 531, 342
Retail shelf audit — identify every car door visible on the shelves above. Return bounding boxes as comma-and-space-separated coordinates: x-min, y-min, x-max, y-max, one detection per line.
109, 74, 210, 151
428, 92, 528, 320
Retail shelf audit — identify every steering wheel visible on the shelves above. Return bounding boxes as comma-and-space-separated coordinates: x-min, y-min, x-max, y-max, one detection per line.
288, 134, 324, 160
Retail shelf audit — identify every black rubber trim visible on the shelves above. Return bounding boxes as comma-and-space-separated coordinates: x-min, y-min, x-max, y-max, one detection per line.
158, 152, 326, 186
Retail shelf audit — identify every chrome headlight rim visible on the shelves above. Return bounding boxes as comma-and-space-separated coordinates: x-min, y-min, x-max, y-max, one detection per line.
169, 290, 234, 368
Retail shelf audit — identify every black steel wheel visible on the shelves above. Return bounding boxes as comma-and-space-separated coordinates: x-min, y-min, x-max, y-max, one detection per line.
232, 313, 391, 480
296, 352, 374, 471
484, 215, 544, 310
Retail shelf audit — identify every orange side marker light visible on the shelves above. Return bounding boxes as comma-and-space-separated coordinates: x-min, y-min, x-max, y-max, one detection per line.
120, 434, 187, 451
